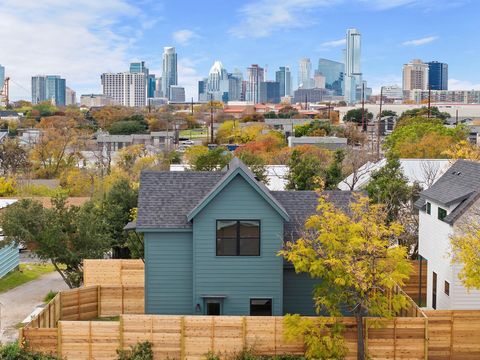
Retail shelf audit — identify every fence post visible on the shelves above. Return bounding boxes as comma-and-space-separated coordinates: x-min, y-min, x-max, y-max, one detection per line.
393, 318, 397, 359
274, 317, 277, 356
180, 316, 185, 360
88, 321, 92, 360
364, 318, 369, 359
242, 316, 247, 350
121, 286, 125, 315
76, 288, 80, 320
57, 321, 62, 358
211, 316, 215, 354
424, 317, 429, 360
119, 315, 124, 352
449, 312, 454, 359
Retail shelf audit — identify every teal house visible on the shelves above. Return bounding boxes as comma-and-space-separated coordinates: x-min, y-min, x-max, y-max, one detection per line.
132, 158, 352, 316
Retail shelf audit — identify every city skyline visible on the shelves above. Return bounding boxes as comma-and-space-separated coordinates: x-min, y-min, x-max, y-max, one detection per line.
1, 0, 479, 102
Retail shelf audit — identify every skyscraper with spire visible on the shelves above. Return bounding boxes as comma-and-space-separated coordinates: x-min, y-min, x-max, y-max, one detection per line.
161, 47, 178, 100
344, 28, 362, 104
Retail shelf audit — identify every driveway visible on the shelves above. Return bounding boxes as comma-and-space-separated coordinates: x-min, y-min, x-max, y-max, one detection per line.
0, 271, 68, 344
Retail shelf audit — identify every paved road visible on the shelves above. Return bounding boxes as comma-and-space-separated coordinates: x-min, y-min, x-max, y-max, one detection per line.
0, 270, 68, 343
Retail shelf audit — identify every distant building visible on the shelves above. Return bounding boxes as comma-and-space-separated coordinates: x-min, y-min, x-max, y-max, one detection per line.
298, 58, 313, 89
198, 78, 208, 102
382, 85, 404, 100
101, 72, 146, 107
80, 94, 115, 108
288, 136, 347, 150
428, 61, 448, 91
66, 87, 76, 106
344, 28, 362, 103
32, 75, 66, 106
246, 64, 265, 104
317, 58, 344, 96
154, 77, 163, 98
228, 69, 243, 102
130, 61, 148, 74
162, 47, 178, 100
0, 65, 4, 87
405, 89, 480, 104
293, 88, 333, 103
147, 75, 156, 99
207, 61, 229, 102
403, 59, 429, 91
169, 86, 185, 103
313, 73, 326, 89
275, 66, 292, 97
259, 81, 280, 104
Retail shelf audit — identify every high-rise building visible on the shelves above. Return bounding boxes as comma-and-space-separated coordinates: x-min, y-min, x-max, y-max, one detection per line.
66, 87, 76, 106
275, 66, 292, 97
293, 88, 333, 103
32, 75, 66, 106
428, 61, 448, 91
382, 85, 403, 100
147, 75, 156, 98
80, 94, 115, 107
169, 86, 185, 102
130, 61, 157, 98
403, 59, 429, 91
313, 74, 326, 89
317, 58, 344, 96
207, 61, 229, 102
0, 65, 4, 87
162, 47, 178, 100
198, 78, 208, 102
155, 77, 163, 98
246, 64, 265, 103
259, 81, 280, 104
298, 58, 313, 89
130, 61, 148, 75
101, 72, 146, 107
228, 69, 243, 102
344, 28, 362, 103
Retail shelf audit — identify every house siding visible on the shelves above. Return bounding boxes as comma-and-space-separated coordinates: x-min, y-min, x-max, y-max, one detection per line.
193, 174, 284, 315
0, 243, 19, 279
144, 232, 193, 314
283, 268, 318, 316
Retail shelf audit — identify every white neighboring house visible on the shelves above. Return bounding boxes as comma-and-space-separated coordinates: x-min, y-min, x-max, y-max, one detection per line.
415, 160, 480, 310
338, 158, 452, 191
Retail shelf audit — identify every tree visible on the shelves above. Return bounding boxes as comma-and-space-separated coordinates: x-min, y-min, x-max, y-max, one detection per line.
381, 110, 397, 117
399, 106, 450, 121
343, 108, 373, 124
0, 138, 30, 175
280, 192, 412, 360
442, 140, 480, 160
294, 120, 335, 137
236, 151, 269, 184
192, 147, 232, 171
451, 205, 480, 289
340, 146, 374, 190
0, 196, 111, 288
365, 156, 411, 223
286, 149, 330, 190
109, 120, 147, 134
325, 149, 345, 189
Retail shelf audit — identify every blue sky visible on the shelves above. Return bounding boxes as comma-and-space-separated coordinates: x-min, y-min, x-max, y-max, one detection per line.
1, 0, 479, 101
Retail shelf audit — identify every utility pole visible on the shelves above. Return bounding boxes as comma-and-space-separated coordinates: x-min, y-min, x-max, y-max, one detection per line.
427, 85, 432, 119
377, 87, 383, 160
304, 94, 307, 110
191, 97, 194, 116
361, 82, 366, 132
456, 109, 459, 125
210, 93, 214, 144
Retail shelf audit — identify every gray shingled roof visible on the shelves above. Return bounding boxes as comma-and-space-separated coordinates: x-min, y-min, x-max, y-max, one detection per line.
137, 171, 224, 228
136, 159, 356, 243
415, 160, 480, 224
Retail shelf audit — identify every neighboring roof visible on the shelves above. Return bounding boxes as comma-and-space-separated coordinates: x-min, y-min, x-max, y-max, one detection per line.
186, 158, 290, 222
0, 111, 19, 117
415, 160, 480, 224
0, 199, 18, 209
338, 158, 452, 191
289, 136, 348, 144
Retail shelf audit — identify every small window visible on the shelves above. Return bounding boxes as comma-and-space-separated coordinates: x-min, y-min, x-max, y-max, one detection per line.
444, 281, 450, 296
217, 220, 260, 256
426, 202, 431, 215
250, 299, 272, 316
438, 207, 447, 221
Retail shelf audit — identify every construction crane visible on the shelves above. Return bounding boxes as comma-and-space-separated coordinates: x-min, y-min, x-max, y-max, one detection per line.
0, 77, 10, 107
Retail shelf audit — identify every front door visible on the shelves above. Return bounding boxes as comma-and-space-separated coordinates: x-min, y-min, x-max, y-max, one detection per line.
432, 272, 437, 309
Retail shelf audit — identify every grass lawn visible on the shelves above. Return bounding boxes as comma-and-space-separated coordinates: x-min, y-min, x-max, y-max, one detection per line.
0, 263, 56, 293
179, 128, 208, 139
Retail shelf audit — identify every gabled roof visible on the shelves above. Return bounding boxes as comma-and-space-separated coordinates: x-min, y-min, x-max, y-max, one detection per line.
186, 158, 290, 222
415, 160, 480, 224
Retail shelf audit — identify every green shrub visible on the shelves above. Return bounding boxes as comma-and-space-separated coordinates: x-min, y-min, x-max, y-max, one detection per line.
117, 341, 153, 360
0, 342, 60, 359
43, 290, 58, 303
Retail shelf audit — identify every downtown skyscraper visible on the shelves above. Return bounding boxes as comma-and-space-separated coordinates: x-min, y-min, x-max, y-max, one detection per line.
31, 75, 66, 106
428, 61, 448, 90
161, 47, 178, 100
246, 64, 265, 104
298, 58, 313, 89
275, 66, 292, 97
344, 28, 362, 103
101, 72, 146, 107
0, 65, 4, 88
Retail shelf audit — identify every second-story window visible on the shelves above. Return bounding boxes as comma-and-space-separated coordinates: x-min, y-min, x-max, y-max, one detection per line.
426, 202, 431, 215
438, 207, 447, 221
216, 220, 260, 256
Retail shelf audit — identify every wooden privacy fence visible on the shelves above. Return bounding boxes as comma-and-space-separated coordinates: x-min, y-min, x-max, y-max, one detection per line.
30, 315, 429, 360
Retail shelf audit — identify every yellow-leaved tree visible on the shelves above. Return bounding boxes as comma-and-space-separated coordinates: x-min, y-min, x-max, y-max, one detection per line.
280, 192, 412, 360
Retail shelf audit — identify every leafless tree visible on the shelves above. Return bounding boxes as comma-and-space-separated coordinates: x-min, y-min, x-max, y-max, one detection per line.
340, 146, 376, 190
418, 160, 443, 189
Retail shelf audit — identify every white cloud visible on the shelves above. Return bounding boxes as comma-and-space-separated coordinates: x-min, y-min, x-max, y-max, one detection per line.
402, 36, 438, 46
173, 29, 199, 45
229, 0, 341, 38
361, 0, 419, 10
449, 79, 480, 90
320, 38, 346, 48
0, 0, 150, 100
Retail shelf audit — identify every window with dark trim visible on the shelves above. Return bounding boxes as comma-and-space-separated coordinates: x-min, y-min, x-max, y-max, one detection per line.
438, 207, 447, 221
216, 220, 260, 256
444, 281, 450, 296
426, 202, 431, 215
250, 298, 272, 316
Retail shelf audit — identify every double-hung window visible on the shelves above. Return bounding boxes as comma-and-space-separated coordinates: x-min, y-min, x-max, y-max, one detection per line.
216, 220, 260, 256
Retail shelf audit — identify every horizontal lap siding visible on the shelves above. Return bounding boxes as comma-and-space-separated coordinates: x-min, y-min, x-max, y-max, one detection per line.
283, 269, 318, 316
193, 175, 284, 315
145, 232, 193, 314
0, 243, 19, 278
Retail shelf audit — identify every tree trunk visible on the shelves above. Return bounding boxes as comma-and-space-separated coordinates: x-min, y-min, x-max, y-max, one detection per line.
355, 310, 365, 360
